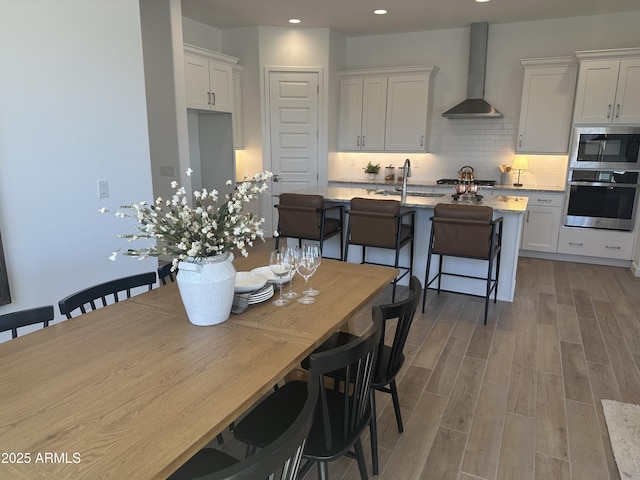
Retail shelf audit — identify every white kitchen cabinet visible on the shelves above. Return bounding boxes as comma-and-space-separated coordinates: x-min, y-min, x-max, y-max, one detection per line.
573, 48, 640, 125
519, 193, 563, 252
232, 67, 243, 149
184, 44, 238, 113
385, 74, 433, 151
338, 66, 438, 152
557, 227, 634, 260
516, 57, 577, 154
338, 77, 387, 151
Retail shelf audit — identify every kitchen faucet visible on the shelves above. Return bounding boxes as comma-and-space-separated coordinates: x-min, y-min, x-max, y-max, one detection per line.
401, 158, 411, 203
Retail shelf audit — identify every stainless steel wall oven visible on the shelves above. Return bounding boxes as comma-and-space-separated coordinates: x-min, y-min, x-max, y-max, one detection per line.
564, 126, 640, 232
564, 170, 640, 231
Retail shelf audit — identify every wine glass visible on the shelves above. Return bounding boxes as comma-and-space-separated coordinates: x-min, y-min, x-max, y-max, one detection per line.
296, 250, 317, 304
269, 250, 291, 306
281, 245, 300, 300
302, 244, 321, 297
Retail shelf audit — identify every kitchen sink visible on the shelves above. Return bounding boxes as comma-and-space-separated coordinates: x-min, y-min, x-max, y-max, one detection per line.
374, 190, 446, 198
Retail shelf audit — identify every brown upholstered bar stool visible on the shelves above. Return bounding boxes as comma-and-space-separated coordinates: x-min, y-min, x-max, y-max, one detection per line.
344, 197, 415, 300
422, 203, 503, 325
275, 193, 344, 260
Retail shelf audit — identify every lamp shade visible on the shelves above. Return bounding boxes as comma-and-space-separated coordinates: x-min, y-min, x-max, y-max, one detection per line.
511, 155, 529, 171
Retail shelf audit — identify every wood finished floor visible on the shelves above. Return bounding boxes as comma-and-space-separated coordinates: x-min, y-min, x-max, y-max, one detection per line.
218, 244, 640, 480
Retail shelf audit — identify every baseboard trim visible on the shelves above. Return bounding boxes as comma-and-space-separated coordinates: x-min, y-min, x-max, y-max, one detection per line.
519, 249, 632, 269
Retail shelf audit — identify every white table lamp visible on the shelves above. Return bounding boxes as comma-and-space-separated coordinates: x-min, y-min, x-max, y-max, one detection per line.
511, 155, 529, 187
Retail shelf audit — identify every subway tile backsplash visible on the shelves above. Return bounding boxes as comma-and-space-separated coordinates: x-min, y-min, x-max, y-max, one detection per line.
331, 116, 568, 188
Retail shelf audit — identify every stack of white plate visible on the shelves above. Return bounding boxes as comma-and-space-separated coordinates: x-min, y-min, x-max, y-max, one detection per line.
250, 266, 292, 284
248, 284, 274, 304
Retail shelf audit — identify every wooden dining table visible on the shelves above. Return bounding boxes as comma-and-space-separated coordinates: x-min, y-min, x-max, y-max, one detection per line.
0, 250, 397, 479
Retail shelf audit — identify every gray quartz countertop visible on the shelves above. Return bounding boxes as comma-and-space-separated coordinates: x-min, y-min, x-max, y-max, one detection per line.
290, 186, 528, 214
329, 179, 564, 193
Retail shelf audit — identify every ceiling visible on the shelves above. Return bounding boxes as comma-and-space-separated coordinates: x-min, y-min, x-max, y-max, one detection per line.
181, 0, 640, 37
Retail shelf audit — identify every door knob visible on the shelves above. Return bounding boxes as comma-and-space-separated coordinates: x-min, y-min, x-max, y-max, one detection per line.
273, 175, 280, 182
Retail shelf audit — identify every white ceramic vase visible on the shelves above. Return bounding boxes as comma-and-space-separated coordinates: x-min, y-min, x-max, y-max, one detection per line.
177, 252, 236, 326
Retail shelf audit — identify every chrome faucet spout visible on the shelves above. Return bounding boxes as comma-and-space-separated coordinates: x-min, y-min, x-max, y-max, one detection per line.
401, 159, 411, 203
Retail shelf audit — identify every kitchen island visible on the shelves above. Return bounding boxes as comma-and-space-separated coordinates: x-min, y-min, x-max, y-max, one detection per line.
288, 186, 528, 302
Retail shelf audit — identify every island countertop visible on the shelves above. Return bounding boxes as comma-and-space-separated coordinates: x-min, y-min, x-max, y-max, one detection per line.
290, 186, 528, 213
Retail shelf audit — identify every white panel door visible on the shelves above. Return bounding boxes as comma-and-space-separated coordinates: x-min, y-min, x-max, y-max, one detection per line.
268, 71, 319, 227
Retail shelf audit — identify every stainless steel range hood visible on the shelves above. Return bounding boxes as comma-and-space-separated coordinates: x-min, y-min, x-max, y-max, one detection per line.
442, 22, 502, 119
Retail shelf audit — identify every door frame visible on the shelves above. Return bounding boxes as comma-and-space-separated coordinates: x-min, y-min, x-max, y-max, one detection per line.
262, 66, 326, 236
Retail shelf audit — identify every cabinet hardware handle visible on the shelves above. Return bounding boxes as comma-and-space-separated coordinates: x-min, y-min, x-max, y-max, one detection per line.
212, 92, 215, 105
356, 136, 360, 147
420, 135, 424, 147
568, 242, 584, 246
537, 198, 552, 202
207, 92, 211, 105
362, 136, 365, 147
607, 104, 612, 118
526, 211, 530, 222
272, 174, 280, 182
605, 245, 621, 249
616, 104, 620, 118
518, 134, 523, 148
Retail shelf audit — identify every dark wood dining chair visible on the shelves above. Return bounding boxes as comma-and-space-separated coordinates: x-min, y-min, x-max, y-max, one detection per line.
344, 197, 415, 300
299, 275, 422, 475
167, 368, 319, 480
58, 272, 156, 318
232, 314, 384, 480
423, 203, 503, 325
275, 193, 344, 260
0, 305, 55, 339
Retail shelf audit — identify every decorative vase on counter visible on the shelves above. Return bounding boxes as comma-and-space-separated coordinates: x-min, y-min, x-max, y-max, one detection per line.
176, 252, 236, 326
367, 173, 377, 181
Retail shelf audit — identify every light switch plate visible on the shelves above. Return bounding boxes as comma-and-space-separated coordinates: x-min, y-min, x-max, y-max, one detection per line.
98, 179, 109, 198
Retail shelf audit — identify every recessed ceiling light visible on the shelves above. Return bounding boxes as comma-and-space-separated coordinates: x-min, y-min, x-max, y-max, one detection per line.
475, 0, 490, 2
373, 9, 388, 15
288, 18, 301, 24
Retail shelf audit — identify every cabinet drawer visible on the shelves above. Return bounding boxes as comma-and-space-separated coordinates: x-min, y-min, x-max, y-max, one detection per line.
557, 228, 634, 260
525, 193, 563, 207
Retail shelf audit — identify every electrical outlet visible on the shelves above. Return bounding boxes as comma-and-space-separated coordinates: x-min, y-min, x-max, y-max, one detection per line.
350, 157, 357, 167
98, 179, 109, 199
413, 158, 421, 168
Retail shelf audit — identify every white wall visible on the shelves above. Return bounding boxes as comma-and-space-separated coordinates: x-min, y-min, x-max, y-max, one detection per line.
335, 11, 640, 184
0, 0, 155, 341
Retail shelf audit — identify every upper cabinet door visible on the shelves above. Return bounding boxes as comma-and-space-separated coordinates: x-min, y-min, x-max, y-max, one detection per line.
360, 77, 387, 151
184, 54, 211, 110
614, 59, 640, 124
573, 60, 620, 124
516, 58, 577, 154
384, 74, 431, 152
338, 78, 364, 151
208, 62, 233, 113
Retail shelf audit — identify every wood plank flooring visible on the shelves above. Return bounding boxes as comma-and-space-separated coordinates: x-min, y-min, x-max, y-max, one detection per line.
217, 248, 640, 480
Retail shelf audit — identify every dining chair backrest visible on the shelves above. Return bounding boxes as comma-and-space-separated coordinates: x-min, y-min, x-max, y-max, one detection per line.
58, 272, 156, 319
0, 305, 54, 339
190, 371, 320, 480
373, 275, 422, 385
307, 314, 383, 453
158, 263, 176, 285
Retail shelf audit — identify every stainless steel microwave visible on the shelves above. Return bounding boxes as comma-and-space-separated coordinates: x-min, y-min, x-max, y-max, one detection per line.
569, 126, 640, 170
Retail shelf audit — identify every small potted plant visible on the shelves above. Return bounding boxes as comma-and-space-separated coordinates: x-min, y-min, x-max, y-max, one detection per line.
363, 161, 381, 180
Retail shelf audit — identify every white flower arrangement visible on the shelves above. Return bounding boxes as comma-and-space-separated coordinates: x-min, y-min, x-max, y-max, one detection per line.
101, 169, 273, 268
